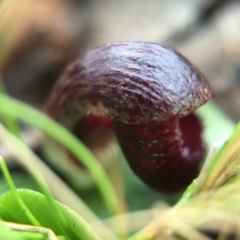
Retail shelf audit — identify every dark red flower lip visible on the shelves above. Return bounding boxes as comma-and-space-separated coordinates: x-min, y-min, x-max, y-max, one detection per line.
44, 41, 213, 192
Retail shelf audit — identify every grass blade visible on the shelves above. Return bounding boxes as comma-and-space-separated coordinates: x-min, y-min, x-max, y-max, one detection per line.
0, 157, 40, 226
0, 93, 120, 217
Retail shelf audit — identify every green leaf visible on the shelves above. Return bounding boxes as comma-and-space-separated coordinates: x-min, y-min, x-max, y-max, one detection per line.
0, 189, 102, 240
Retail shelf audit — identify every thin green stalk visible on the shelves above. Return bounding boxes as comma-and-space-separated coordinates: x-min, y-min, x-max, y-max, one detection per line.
0, 221, 55, 240
3, 222, 62, 240
0, 123, 78, 240
0, 222, 25, 240
0, 94, 120, 216
0, 157, 40, 227
0, 122, 108, 240
0, 129, 115, 239
0, 76, 21, 137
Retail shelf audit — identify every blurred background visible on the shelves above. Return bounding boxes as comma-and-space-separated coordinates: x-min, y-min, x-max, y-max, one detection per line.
1, 0, 240, 121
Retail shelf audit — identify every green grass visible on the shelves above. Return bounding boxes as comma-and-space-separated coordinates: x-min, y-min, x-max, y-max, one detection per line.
0, 75, 238, 240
